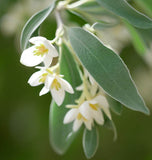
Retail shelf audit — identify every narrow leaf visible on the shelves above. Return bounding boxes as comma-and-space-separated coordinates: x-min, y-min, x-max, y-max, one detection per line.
20, 2, 55, 51
83, 127, 99, 159
68, 27, 149, 115
96, 0, 152, 29
104, 116, 117, 141
49, 43, 82, 154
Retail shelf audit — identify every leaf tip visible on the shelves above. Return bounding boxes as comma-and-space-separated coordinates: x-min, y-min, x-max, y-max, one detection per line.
143, 106, 150, 115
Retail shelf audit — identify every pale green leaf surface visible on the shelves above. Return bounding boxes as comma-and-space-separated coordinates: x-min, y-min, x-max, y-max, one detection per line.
49, 43, 82, 154
83, 127, 99, 159
92, 21, 117, 30
96, 0, 152, 29
76, 0, 105, 15
20, 2, 55, 51
103, 116, 117, 141
68, 27, 149, 115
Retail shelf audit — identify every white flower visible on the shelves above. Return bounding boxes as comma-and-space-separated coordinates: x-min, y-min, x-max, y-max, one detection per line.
28, 67, 48, 86
64, 95, 111, 131
45, 73, 74, 106
64, 106, 93, 132
20, 36, 58, 67
28, 67, 74, 106
79, 95, 111, 125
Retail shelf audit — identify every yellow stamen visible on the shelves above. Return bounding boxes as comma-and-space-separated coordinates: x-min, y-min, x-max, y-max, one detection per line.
33, 44, 48, 56
39, 73, 48, 83
89, 103, 98, 111
46, 68, 53, 74
77, 113, 87, 121
51, 78, 61, 91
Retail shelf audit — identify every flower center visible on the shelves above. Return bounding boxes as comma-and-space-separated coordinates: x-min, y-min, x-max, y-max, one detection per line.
34, 44, 48, 56
77, 113, 87, 121
51, 78, 61, 91
39, 73, 48, 83
89, 103, 98, 111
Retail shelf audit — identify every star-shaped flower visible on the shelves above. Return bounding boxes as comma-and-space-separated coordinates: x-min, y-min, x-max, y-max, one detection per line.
79, 95, 111, 125
28, 67, 74, 106
20, 36, 58, 67
64, 105, 93, 131
64, 95, 111, 131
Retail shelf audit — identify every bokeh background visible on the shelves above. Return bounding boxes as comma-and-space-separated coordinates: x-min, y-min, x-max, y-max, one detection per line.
1, 0, 152, 160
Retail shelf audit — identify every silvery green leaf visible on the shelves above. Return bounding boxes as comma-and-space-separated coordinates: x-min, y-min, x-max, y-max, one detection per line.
83, 127, 99, 159
20, 2, 55, 51
96, 0, 152, 29
68, 27, 149, 115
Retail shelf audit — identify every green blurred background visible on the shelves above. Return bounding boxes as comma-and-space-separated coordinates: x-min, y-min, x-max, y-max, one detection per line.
1, 0, 152, 160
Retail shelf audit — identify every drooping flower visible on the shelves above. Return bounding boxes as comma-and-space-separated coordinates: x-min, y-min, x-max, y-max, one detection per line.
28, 67, 74, 106
28, 66, 48, 86
64, 95, 111, 132
79, 95, 111, 124
64, 105, 93, 131
20, 36, 58, 67
44, 73, 74, 105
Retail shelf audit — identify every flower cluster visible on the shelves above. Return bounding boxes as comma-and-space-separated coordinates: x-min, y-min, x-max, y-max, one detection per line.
64, 95, 111, 131
20, 35, 111, 132
64, 70, 111, 132
20, 12, 112, 133
20, 36, 74, 106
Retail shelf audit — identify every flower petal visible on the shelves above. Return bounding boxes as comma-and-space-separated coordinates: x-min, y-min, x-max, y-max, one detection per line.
30, 37, 58, 57
43, 52, 53, 68
92, 109, 104, 125
47, 44, 58, 57
76, 84, 83, 91
79, 102, 91, 119
94, 95, 111, 119
84, 120, 92, 130
102, 107, 111, 120
51, 88, 65, 106
90, 83, 98, 97
89, 75, 96, 85
45, 76, 54, 88
39, 86, 49, 96
20, 46, 43, 67
28, 70, 43, 86
63, 108, 78, 124
29, 36, 47, 45
58, 78, 74, 94
73, 119, 83, 132
94, 95, 109, 108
